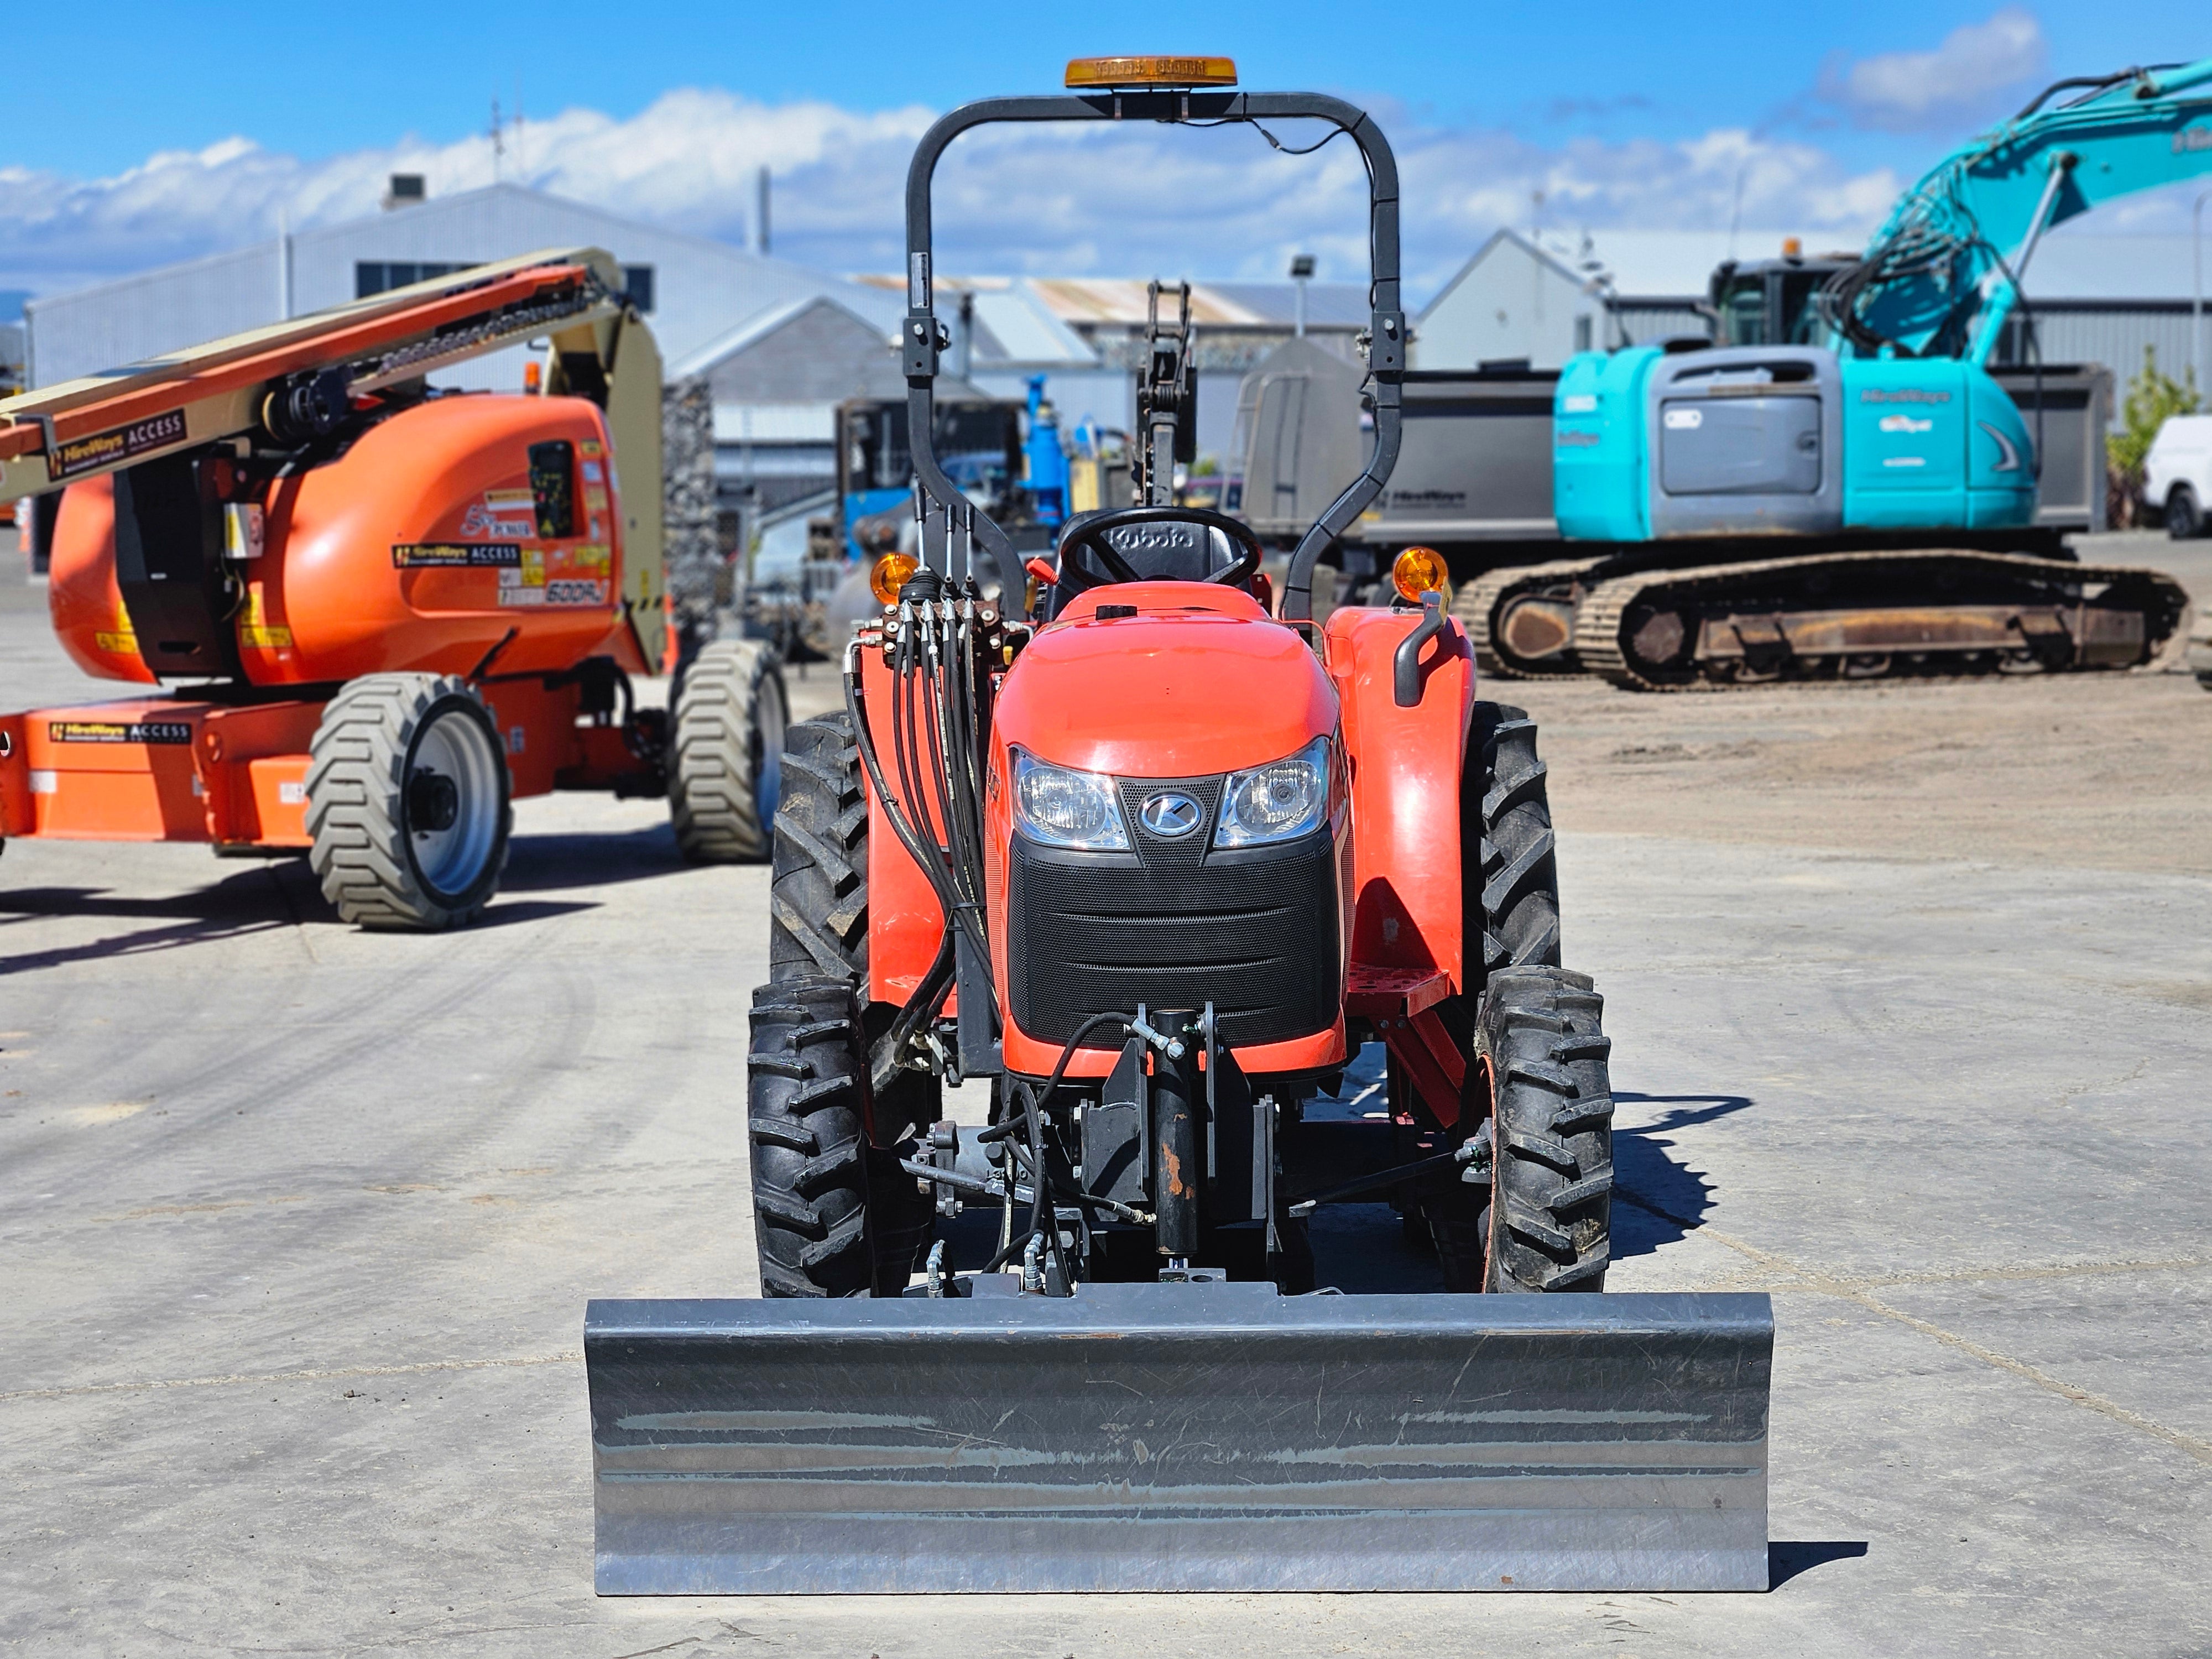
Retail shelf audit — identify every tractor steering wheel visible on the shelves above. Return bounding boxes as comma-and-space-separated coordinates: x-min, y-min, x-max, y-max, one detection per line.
1056, 506, 1265, 592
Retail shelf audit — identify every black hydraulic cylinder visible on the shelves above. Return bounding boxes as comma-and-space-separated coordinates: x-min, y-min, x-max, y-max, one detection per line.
1151, 1022, 1199, 1258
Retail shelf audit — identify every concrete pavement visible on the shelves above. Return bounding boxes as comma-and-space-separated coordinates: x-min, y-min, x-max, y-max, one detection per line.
1, 573, 2209, 1656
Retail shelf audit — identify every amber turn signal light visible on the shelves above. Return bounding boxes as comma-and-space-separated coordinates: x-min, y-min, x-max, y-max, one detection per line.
1392, 546, 1449, 603
1065, 56, 1238, 88
871, 551, 919, 606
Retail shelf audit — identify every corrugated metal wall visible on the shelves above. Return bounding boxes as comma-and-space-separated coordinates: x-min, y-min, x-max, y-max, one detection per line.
1609, 302, 1708, 347
27, 243, 283, 387
2013, 308, 2205, 387
23, 186, 899, 390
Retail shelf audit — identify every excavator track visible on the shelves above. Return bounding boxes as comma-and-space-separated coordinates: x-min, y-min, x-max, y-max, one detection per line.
1452, 557, 1613, 679
1572, 548, 2192, 692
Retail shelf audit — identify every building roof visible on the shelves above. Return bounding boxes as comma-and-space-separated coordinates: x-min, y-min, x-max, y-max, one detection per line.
1421, 228, 1871, 318
1420, 223, 2211, 321
967, 287, 1097, 367
671, 291, 897, 380
24, 182, 901, 387
852, 273, 1366, 332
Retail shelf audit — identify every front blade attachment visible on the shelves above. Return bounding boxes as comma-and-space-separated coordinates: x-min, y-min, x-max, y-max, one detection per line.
588, 1284, 1773, 1594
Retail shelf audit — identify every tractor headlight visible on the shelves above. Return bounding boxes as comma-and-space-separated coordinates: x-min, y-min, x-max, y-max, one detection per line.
1214, 737, 1333, 848
1012, 750, 1129, 850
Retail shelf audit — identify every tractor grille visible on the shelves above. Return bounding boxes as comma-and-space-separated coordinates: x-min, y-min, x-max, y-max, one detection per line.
1007, 818, 1344, 1051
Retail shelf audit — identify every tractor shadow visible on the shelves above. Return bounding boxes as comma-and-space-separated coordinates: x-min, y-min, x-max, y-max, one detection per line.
1609, 1089, 1756, 1260
0, 855, 592, 973
1768, 1540, 1870, 1588
911, 1062, 1760, 1295
498, 823, 695, 894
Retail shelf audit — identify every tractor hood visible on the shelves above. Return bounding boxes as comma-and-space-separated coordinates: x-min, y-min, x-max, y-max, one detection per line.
994, 583, 1338, 778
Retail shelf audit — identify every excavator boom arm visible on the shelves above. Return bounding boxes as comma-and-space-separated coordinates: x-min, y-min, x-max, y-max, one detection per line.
1835, 56, 2212, 361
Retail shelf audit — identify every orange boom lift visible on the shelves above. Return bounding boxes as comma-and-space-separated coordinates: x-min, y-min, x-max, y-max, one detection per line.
0, 252, 785, 927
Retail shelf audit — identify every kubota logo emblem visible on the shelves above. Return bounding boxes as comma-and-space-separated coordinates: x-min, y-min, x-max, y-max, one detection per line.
1139, 792, 1202, 838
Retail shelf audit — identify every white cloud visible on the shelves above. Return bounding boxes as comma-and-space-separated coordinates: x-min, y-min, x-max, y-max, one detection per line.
0, 90, 1891, 301
1819, 7, 2047, 133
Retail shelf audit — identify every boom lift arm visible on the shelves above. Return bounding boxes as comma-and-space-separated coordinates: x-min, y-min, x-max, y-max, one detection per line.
1827, 57, 2212, 364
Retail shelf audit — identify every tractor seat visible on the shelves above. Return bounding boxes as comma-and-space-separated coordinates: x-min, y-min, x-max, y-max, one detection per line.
1045, 508, 1259, 619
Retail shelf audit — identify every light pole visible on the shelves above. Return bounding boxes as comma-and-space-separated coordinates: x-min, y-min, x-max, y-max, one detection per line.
1290, 254, 1314, 338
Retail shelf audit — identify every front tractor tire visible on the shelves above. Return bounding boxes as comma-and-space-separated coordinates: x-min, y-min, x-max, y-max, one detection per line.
671, 639, 787, 862
1420, 702, 1569, 1280
1475, 967, 1614, 1292
305, 673, 512, 931
748, 978, 875, 1298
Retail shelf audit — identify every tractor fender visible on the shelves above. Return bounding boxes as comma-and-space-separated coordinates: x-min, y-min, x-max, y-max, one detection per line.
1324, 604, 1474, 995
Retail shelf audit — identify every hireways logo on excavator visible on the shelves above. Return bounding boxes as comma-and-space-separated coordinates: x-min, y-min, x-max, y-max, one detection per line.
583, 56, 1776, 1596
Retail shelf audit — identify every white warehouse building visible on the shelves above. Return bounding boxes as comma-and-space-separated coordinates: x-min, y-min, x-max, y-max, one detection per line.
1415, 226, 2211, 388
24, 180, 901, 394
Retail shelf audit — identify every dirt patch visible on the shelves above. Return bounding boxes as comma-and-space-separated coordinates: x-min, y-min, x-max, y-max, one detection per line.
1510, 665, 2212, 874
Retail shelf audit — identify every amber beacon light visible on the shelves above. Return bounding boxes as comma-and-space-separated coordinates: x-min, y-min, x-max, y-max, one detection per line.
1392, 546, 1450, 602
1065, 56, 1239, 88
872, 550, 920, 606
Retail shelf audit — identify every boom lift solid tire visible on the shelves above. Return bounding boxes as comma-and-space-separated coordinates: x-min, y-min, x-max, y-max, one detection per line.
670, 639, 787, 863
305, 673, 511, 931
1476, 966, 1614, 1293
748, 977, 876, 1298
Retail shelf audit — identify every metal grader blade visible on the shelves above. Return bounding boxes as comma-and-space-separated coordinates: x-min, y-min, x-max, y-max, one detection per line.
587, 1284, 1774, 1593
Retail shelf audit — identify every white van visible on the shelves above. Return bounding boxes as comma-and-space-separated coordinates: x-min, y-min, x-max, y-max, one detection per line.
2145, 414, 2212, 538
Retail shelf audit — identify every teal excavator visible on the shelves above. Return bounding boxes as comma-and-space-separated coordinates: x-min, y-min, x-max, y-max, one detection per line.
1465, 58, 2212, 689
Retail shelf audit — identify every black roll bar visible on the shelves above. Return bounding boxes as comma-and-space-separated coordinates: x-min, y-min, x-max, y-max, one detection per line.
900, 89, 1404, 619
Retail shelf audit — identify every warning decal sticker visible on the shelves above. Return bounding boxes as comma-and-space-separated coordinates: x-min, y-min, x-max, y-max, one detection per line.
51, 409, 189, 480
392, 542, 524, 568
49, 719, 192, 744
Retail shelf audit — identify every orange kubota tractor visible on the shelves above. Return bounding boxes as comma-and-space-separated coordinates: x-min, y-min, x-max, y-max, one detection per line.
0, 251, 785, 928
586, 61, 1775, 1595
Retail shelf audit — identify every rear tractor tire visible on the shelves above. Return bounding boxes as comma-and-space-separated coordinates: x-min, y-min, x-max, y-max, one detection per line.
670, 638, 788, 862
1472, 702, 1561, 988
758, 713, 940, 1291
305, 673, 511, 930
1475, 967, 1613, 1292
768, 713, 869, 983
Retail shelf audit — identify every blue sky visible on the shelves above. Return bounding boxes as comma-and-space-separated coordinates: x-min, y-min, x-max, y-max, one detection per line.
3, 3, 2205, 297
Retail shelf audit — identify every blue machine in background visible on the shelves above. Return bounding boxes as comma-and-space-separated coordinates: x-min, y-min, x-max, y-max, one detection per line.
1480, 58, 2212, 688
1553, 347, 2038, 542
1024, 375, 1068, 531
